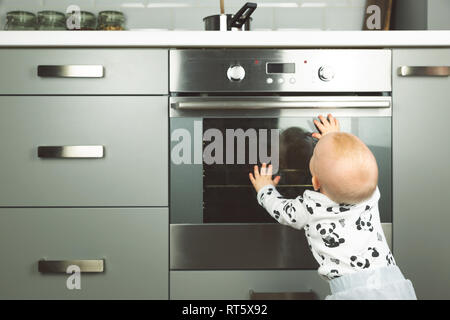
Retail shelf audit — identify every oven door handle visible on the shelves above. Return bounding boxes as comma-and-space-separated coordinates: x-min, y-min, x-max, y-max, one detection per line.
171, 100, 391, 110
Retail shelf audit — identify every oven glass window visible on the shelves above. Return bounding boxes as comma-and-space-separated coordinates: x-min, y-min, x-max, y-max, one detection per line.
170, 117, 392, 224
203, 118, 315, 223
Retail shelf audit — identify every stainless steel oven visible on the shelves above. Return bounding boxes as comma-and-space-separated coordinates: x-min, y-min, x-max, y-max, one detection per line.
169, 49, 392, 270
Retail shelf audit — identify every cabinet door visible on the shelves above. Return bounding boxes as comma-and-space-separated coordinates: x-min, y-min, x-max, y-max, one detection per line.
0, 49, 168, 95
0, 208, 168, 299
0, 96, 168, 206
393, 49, 450, 299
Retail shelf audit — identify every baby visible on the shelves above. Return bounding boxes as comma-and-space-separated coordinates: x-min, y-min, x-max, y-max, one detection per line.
249, 114, 417, 300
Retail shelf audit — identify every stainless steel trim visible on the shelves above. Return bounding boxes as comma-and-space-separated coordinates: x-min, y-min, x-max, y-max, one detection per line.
170, 223, 393, 270
170, 49, 392, 93
171, 224, 318, 270
172, 100, 391, 110
37, 145, 104, 159
37, 65, 104, 78
398, 66, 450, 77
169, 96, 392, 118
38, 259, 104, 273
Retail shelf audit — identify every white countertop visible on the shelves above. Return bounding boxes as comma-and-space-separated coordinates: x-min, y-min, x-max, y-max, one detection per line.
0, 30, 449, 48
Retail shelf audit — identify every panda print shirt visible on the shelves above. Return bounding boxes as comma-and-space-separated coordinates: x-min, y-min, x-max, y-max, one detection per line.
257, 185, 395, 281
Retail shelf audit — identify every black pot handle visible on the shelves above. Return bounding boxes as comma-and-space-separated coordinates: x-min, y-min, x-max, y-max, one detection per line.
228, 2, 257, 29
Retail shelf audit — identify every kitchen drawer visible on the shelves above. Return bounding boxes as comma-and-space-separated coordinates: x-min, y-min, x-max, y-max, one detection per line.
0, 49, 167, 95
0, 208, 168, 300
0, 96, 168, 206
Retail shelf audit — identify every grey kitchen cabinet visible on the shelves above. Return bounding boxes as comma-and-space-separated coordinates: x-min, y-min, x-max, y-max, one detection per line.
0, 208, 168, 300
0, 49, 168, 95
393, 49, 450, 299
0, 96, 168, 207
170, 271, 330, 300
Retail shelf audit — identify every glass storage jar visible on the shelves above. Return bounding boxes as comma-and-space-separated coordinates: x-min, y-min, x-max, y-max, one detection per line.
66, 11, 96, 30
5, 11, 37, 30
97, 11, 125, 30
37, 11, 66, 30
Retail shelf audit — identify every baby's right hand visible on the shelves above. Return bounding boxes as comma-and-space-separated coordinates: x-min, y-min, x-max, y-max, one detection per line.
312, 114, 340, 139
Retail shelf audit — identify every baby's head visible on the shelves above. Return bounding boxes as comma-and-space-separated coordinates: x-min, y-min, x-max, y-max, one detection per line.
309, 132, 378, 204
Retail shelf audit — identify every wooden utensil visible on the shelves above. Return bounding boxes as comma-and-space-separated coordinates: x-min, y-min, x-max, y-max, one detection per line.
220, 0, 225, 14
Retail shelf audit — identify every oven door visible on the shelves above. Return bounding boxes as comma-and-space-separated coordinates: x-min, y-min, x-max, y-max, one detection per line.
170, 96, 392, 270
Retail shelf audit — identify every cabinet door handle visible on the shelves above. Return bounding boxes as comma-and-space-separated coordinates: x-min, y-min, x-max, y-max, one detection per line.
37, 145, 104, 159
37, 65, 104, 78
398, 66, 450, 77
38, 259, 104, 273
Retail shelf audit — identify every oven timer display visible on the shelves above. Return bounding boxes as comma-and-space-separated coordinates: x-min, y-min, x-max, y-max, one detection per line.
266, 63, 295, 74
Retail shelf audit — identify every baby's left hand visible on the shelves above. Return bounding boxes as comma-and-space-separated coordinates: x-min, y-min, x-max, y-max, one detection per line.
249, 163, 281, 193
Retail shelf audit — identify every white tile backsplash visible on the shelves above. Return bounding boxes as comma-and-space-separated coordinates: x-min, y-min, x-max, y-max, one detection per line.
324, 6, 364, 30
348, 0, 366, 7
43, 0, 95, 12
126, 7, 173, 29
173, 7, 217, 30
0, 0, 367, 30
274, 7, 324, 29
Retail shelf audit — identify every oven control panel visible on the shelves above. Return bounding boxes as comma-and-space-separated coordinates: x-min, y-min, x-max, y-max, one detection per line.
170, 49, 392, 93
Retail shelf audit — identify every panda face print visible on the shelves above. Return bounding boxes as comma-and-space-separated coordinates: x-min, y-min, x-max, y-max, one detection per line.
386, 252, 396, 266
350, 255, 370, 269
316, 222, 345, 248
273, 210, 280, 220
327, 269, 341, 280
330, 258, 340, 265
326, 204, 352, 214
350, 247, 380, 270
306, 202, 321, 215
367, 247, 380, 258
317, 222, 336, 236
282, 202, 298, 223
266, 188, 273, 195
304, 224, 310, 237
259, 192, 265, 202
283, 202, 296, 216
356, 207, 374, 232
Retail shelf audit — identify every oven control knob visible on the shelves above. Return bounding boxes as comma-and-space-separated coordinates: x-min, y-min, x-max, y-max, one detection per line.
227, 65, 246, 81
318, 66, 335, 82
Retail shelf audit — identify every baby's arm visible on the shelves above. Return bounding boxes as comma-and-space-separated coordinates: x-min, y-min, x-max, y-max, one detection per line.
249, 163, 309, 230
257, 184, 309, 230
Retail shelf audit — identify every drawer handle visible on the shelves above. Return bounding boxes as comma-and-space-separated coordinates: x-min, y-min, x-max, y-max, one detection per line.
38, 259, 104, 273
37, 65, 104, 78
398, 66, 450, 77
37, 145, 104, 159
